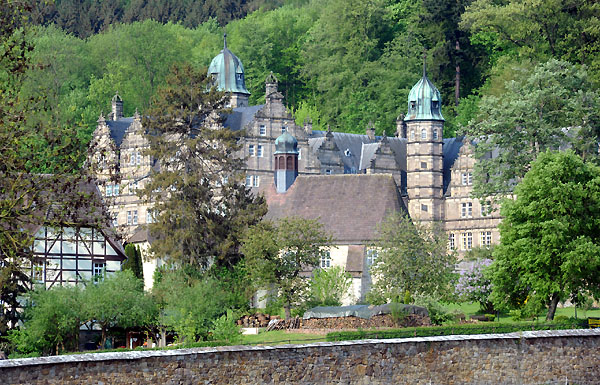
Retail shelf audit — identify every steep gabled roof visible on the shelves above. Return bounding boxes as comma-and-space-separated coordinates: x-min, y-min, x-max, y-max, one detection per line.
261, 174, 407, 243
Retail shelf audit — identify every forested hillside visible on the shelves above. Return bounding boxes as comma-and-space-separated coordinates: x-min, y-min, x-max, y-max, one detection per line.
16, 0, 600, 159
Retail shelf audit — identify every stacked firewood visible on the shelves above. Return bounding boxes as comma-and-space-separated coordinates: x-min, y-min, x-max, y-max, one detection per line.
301, 314, 430, 329
236, 313, 280, 328
266, 316, 301, 331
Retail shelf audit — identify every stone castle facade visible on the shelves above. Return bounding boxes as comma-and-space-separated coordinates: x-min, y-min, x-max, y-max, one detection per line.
89, 39, 501, 292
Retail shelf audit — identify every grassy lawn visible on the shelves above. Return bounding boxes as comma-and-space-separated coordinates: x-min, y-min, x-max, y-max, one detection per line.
241, 330, 327, 345
443, 302, 600, 323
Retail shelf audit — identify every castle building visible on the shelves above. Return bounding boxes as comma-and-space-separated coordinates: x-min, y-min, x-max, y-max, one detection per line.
89, 39, 502, 294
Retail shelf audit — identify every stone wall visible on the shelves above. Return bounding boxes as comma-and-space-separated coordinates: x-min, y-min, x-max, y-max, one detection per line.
1, 329, 599, 384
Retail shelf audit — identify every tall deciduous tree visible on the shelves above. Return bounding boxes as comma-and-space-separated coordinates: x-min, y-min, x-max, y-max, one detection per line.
140, 63, 267, 271
242, 217, 332, 319
367, 213, 455, 303
491, 150, 600, 321
464, 59, 600, 200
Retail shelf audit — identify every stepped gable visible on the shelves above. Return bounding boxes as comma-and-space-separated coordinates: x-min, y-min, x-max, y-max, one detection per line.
262, 174, 407, 243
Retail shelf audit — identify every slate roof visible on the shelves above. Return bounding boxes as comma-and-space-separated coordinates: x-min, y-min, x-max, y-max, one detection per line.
224, 105, 264, 131
308, 131, 463, 193
128, 226, 156, 245
261, 174, 407, 243
106, 117, 134, 147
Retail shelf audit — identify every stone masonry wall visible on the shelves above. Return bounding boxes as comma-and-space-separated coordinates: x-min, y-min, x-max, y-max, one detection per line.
1, 329, 599, 384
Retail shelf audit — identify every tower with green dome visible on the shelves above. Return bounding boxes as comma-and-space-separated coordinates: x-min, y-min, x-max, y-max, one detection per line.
274, 131, 299, 193
404, 61, 445, 222
208, 34, 251, 108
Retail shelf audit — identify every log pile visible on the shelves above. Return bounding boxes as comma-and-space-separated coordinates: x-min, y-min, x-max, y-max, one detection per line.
266, 316, 301, 331
301, 314, 430, 329
236, 313, 280, 328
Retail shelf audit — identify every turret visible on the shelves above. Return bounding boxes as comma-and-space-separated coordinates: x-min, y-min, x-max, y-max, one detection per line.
404, 59, 445, 222
208, 33, 251, 108
111, 92, 123, 120
274, 131, 299, 193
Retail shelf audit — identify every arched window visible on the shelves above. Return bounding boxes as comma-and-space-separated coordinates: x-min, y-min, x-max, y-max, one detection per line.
286, 156, 293, 169
278, 156, 285, 169
421, 128, 427, 140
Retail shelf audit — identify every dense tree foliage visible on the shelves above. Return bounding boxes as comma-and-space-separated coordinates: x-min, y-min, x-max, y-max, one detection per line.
242, 217, 332, 319
464, 59, 600, 200
122, 244, 144, 280
140, 63, 266, 270
491, 151, 600, 320
367, 213, 456, 303
29, 0, 286, 38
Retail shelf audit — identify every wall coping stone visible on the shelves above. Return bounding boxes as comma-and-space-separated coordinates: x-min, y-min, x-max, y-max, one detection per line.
1, 328, 598, 369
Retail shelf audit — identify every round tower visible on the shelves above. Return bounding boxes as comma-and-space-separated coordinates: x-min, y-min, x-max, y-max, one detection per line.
208, 33, 251, 108
404, 62, 445, 222
274, 131, 299, 193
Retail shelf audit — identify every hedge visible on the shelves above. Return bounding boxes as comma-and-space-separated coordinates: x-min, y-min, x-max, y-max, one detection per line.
325, 320, 588, 342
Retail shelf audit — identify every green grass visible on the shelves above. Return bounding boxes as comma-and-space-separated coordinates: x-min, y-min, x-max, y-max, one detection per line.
443, 302, 600, 323
241, 330, 327, 345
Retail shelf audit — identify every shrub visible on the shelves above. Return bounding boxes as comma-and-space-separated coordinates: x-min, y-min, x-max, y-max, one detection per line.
455, 258, 494, 313
309, 266, 352, 307
210, 310, 242, 344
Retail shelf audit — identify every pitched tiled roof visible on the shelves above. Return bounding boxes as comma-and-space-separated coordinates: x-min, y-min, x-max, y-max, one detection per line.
261, 174, 407, 243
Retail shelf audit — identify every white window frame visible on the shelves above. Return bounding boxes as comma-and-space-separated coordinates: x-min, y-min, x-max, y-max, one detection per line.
93, 262, 105, 279
249, 144, 255, 157
106, 185, 113, 197
132, 210, 138, 225
257, 145, 264, 157
448, 233, 455, 250
480, 231, 492, 247
130, 152, 136, 166
127, 211, 132, 225
253, 175, 260, 187
136, 152, 141, 165
113, 184, 119, 196
320, 251, 331, 268
259, 125, 266, 136
366, 248, 378, 266
246, 175, 252, 186
461, 232, 473, 250
433, 129, 438, 140
421, 128, 427, 140
461, 202, 473, 218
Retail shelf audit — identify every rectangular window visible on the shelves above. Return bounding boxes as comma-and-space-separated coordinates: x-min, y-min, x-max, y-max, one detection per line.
325, 169, 332, 175
298, 149, 302, 160
461, 232, 473, 250
421, 204, 428, 212
461, 202, 473, 218
448, 233, 455, 250
257, 145, 264, 157
421, 162, 427, 169
421, 129, 427, 139
32, 262, 44, 283
253, 175, 260, 187
136, 152, 141, 165
93, 262, 105, 279
462, 172, 473, 185
481, 200, 492, 216
259, 125, 266, 136
282, 126, 286, 133
480, 231, 492, 247
130, 152, 135, 165
366, 248, 378, 266
127, 211, 132, 225
433, 129, 438, 140
320, 251, 331, 268
113, 184, 119, 196
146, 210, 153, 224
132, 210, 138, 225
245, 175, 252, 186
112, 215, 118, 227
249, 144, 255, 157
106, 185, 113, 197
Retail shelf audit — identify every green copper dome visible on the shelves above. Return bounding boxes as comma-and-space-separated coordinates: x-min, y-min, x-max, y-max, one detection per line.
405, 67, 444, 121
208, 34, 250, 95
274, 131, 299, 155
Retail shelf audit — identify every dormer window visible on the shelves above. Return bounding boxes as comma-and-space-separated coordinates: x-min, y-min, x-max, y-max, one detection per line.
432, 101, 439, 109
236, 73, 243, 81
344, 149, 351, 157
410, 101, 416, 109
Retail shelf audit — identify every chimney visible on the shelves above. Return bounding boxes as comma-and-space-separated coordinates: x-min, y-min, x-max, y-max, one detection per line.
265, 72, 278, 100
396, 114, 407, 138
366, 121, 376, 140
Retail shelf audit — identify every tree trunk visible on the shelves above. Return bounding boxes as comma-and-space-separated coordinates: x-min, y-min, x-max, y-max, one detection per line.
101, 325, 107, 349
546, 292, 560, 321
160, 327, 167, 347
284, 303, 291, 320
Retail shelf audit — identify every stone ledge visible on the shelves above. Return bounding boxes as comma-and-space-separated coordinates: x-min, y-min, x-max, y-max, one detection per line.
1, 328, 598, 369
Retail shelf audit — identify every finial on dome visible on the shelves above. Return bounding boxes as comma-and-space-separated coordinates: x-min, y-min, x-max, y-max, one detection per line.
223, 33, 227, 49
